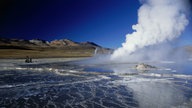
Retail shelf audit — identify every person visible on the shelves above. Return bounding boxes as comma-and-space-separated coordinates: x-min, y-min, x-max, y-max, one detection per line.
29, 58, 32, 63
25, 56, 29, 63
25, 56, 32, 63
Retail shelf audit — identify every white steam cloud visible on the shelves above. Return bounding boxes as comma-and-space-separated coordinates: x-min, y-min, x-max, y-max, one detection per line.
111, 0, 189, 61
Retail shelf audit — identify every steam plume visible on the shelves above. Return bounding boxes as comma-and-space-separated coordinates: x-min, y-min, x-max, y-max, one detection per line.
111, 0, 189, 61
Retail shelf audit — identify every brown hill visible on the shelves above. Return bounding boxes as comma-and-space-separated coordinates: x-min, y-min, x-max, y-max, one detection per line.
80, 41, 101, 48
49, 39, 79, 47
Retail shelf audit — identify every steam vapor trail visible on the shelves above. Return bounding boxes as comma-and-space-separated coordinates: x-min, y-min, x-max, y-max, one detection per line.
111, 0, 189, 61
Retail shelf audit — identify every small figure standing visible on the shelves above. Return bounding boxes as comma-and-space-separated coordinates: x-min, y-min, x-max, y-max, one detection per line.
29, 58, 32, 63
25, 56, 29, 63
25, 56, 32, 63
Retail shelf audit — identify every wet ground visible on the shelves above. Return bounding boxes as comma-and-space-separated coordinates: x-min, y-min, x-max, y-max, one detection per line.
0, 59, 192, 108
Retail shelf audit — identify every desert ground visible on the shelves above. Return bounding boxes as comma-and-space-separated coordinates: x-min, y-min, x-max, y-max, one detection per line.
0, 47, 95, 59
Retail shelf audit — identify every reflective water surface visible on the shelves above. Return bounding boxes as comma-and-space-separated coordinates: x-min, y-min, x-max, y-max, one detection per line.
0, 59, 192, 108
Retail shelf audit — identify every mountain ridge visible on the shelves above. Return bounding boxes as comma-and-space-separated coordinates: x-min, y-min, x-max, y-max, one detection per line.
0, 38, 105, 48
0, 38, 112, 58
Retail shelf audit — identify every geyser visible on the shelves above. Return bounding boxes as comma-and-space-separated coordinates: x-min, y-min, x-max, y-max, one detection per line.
111, 0, 189, 61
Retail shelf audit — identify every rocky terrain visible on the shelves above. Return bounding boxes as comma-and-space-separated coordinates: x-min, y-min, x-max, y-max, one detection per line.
0, 38, 112, 58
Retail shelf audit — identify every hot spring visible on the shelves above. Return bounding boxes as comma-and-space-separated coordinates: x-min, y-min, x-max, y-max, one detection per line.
0, 0, 192, 107
0, 57, 192, 108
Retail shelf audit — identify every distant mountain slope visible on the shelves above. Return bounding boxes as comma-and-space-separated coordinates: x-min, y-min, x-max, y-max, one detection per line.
0, 38, 105, 48
183, 46, 192, 56
184, 46, 192, 52
29, 39, 49, 47
0, 38, 112, 58
49, 39, 80, 47
80, 41, 102, 48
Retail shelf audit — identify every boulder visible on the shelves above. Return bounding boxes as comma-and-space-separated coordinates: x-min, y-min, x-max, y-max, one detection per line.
135, 63, 156, 70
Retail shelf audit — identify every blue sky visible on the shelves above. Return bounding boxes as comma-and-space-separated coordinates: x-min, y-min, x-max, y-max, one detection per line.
0, 0, 191, 48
